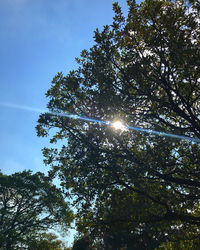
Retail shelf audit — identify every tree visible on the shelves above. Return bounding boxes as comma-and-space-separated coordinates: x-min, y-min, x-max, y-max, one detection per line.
0, 171, 73, 249
72, 236, 89, 250
27, 232, 69, 250
36, 0, 200, 248
75, 189, 171, 249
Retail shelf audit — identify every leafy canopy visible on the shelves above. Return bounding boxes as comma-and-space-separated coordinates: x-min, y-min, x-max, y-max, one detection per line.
37, 0, 200, 248
0, 171, 73, 249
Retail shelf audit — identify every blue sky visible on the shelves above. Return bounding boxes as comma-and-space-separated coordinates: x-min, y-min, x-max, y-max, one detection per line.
0, 0, 136, 245
0, 0, 130, 176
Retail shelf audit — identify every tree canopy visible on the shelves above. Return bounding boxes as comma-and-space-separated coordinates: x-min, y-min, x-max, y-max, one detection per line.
36, 0, 200, 248
27, 232, 70, 250
0, 170, 73, 249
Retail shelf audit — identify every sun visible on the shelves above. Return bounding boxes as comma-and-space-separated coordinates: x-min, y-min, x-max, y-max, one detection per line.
112, 120, 125, 130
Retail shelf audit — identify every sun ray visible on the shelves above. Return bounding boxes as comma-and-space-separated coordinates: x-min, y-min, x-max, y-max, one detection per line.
0, 102, 199, 143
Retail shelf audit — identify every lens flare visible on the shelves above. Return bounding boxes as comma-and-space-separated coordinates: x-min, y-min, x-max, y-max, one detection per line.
0, 102, 200, 143
112, 121, 125, 130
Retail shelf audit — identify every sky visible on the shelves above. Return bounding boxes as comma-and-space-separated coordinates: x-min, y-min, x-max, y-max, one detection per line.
0, 0, 130, 245
0, 0, 130, 176
3, 0, 198, 246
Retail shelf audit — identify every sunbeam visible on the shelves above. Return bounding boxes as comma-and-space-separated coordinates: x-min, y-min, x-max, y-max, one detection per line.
0, 102, 200, 143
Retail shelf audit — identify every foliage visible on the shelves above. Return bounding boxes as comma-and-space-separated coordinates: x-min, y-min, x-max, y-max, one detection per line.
36, 0, 200, 248
75, 189, 171, 249
0, 171, 73, 249
72, 236, 89, 250
27, 232, 69, 250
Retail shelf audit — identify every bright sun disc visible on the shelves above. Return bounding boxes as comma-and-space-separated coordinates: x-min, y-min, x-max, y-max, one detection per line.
112, 121, 124, 130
